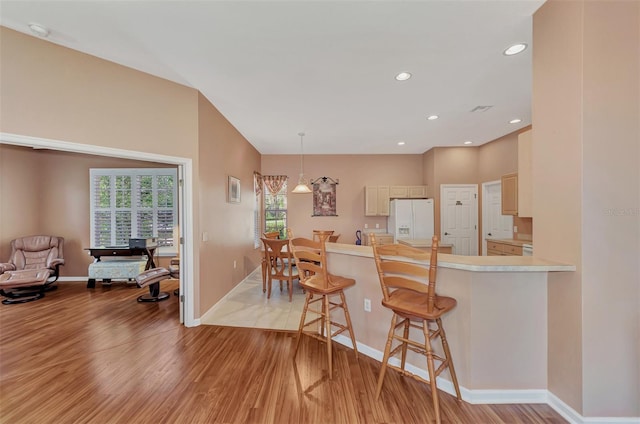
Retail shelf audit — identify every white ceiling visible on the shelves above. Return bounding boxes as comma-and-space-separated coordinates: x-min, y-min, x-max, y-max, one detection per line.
0, 0, 544, 155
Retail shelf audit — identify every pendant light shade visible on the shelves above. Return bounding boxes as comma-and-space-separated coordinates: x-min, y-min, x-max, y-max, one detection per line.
292, 132, 312, 194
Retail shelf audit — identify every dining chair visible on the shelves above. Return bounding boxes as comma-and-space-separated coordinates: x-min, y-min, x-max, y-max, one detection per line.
328, 234, 340, 243
370, 234, 461, 424
312, 229, 334, 242
290, 230, 358, 379
261, 231, 281, 292
261, 238, 298, 302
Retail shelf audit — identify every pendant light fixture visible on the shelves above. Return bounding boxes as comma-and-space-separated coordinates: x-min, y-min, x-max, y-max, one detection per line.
292, 132, 312, 194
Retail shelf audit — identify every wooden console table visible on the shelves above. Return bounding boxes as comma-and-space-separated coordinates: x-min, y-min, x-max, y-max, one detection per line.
85, 246, 157, 288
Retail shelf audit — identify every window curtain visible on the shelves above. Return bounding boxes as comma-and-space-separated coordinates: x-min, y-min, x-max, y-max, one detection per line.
263, 175, 288, 196
254, 172, 263, 197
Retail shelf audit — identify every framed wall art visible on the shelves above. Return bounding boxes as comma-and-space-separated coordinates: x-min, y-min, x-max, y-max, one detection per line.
311, 176, 339, 216
228, 176, 241, 203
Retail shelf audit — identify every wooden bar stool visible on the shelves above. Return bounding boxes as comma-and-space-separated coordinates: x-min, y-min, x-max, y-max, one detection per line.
370, 234, 461, 424
290, 230, 358, 379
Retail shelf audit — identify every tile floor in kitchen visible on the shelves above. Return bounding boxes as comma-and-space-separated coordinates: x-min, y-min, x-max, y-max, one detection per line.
200, 266, 311, 330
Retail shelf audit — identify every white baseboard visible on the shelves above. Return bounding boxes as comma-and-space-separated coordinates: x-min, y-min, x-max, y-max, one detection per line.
547, 392, 640, 424
58, 277, 92, 282
334, 335, 640, 424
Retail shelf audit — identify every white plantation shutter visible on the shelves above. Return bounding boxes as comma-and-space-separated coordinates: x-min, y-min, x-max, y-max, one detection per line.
90, 168, 177, 250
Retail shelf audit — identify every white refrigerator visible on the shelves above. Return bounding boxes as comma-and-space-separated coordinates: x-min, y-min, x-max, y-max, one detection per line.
387, 199, 435, 242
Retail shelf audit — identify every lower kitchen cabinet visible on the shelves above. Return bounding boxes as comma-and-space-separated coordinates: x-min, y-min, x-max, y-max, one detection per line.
487, 240, 523, 256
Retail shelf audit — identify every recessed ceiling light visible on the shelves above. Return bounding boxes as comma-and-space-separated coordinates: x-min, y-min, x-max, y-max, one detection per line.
28, 23, 50, 38
397, 141, 406, 146
509, 118, 522, 124
503, 43, 527, 56
463, 141, 473, 145
395, 72, 412, 81
427, 115, 439, 121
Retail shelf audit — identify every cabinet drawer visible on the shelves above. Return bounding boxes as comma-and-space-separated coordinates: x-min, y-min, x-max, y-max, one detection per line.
504, 245, 522, 255
487, 241, 502, 252
487, 241, 523, 256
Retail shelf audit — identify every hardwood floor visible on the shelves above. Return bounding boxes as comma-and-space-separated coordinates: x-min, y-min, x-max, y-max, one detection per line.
0, 281, 567, 423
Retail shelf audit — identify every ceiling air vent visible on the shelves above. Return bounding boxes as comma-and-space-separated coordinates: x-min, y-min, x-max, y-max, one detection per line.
470, 105, 493, 112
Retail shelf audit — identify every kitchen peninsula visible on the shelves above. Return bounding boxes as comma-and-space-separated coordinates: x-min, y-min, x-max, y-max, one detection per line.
322, 242, 574, 401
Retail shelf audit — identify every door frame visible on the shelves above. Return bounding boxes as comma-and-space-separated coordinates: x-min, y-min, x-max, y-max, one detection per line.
1, 132, 196, 327
440, 184, 478, 255
481, 180, 513, 256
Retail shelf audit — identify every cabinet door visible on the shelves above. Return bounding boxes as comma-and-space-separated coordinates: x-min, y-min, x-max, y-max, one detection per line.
518, 129, 533, 217
365, 186, 379, 216
378, 186, 390, 216
408, 185, 428, 198
389, 186, 408, 198
501, 173, 518, 215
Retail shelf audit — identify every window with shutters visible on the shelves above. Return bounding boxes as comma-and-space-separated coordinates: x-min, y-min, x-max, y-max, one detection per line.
90, 168, 178, 254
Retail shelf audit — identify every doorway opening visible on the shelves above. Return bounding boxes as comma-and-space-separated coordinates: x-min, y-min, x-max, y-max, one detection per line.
0, 132, 196, 327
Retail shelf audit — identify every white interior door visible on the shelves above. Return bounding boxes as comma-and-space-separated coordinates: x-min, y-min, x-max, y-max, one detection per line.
482, 181, 513, 255
440, 184, 478, 255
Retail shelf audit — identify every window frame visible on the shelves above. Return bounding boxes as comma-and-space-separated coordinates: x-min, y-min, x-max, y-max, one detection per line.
263, 181, 288, 240
89, 168, 178, 255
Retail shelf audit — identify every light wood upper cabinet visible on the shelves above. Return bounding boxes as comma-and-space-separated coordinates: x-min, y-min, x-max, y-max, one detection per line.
378, 186, 390, 216
407, 185, 428, 198
501, 173, 518, 216
389, 186, 408, 198
518, 129, 533, 217
365, 185, 390, 216
366, 185, 427, 216
390, 185, 428, 198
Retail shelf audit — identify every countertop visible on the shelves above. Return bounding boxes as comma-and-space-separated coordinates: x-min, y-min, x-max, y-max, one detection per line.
485, 238, 533, 247
325, 242, 574, 272
398, 239, 453, 248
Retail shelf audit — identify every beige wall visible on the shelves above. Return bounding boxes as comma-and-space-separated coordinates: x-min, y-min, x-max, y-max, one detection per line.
534, 0, 639, 417
425, 131, 521, 252
197, 93, 262, 315
261, 154, 425, 241
0, 145, 40, 246
0, 144, 173, 276
0, 27, 261, 318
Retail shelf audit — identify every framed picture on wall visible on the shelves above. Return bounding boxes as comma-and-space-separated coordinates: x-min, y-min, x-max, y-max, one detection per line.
228, 176, 241, 203
312, 177, 338, 216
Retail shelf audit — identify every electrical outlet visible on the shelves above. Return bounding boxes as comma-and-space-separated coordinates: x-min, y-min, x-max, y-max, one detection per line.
364, 298, 371, 312
202, 231, 209, 242
376, 223, 380, 229
233, 260, 237, 269
364, 223, 368, 229
514, 226, 518, 233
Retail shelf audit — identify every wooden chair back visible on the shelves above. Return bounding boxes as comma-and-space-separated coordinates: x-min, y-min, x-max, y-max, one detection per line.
286, 228, 294, 239
371, 234, 440, 313
289, 237, 328, 288
312, 229, 334, 241
328, 234, 340, 243
261, 238, 295, 280
263, 231, 280, 239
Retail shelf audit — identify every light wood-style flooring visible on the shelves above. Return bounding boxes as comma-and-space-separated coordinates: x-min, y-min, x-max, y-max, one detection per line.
0, 280, 567, 423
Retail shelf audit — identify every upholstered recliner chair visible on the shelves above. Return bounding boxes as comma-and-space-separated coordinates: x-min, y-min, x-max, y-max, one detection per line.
0, 235, 65, 304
